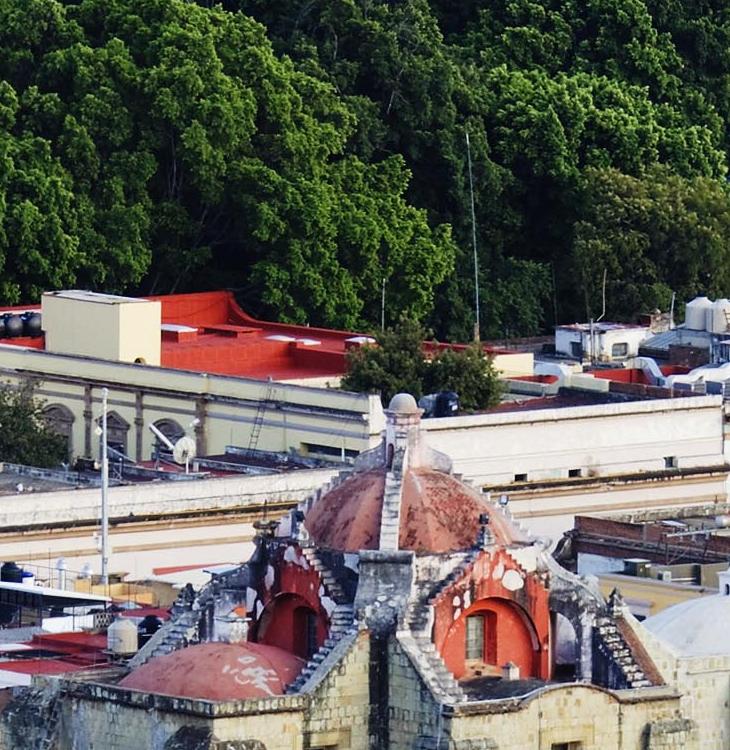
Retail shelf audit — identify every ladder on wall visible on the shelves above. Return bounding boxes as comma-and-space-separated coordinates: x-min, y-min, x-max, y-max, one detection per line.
247, 378, 277, 454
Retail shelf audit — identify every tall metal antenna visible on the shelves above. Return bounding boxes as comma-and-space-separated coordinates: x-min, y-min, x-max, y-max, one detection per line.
466, 131, 480, 342
100, 387, 109, 588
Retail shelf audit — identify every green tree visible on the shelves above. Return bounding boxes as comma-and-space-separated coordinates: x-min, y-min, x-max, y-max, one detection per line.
425, 344, 503, 411
573, 165, 730, 320
0, 382, 67, 468
342, 318, 502, 410
342, 318, 428, 404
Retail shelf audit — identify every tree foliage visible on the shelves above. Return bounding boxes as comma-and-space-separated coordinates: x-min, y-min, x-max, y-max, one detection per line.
0, 382, 67, 468
4, 0, 730, 333
341, 319, 502, 410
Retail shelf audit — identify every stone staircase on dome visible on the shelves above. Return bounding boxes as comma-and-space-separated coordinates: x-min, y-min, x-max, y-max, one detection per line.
286, 547, 357, 694
127, 608, 201, 669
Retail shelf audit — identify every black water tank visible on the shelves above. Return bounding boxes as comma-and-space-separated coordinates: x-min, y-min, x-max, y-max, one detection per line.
0, 316, 5, 339
434, 391, 459, 418
137, 614, 163, 648
1, 562, 23, 583
3, 314, 23, 338
21, 312, 42, 337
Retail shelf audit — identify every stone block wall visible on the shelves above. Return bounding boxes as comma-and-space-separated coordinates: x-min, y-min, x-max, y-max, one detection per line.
447, 684, 689, 750
302, 630, 371, 749
388, 639, 440, 749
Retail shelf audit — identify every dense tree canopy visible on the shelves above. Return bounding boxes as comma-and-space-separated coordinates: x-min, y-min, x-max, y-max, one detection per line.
0, 382, 67, 468
3, 0, 730, 335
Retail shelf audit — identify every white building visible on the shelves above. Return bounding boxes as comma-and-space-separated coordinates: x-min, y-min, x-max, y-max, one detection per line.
555, 322, 651, 361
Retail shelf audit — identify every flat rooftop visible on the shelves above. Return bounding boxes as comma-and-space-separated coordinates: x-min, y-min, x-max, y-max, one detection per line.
0, 290, 513, 382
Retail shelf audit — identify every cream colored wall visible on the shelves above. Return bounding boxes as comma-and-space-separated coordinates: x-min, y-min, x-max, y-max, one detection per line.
423, 395, 725, 486
0, 344, 382, 461
43, 293, 121, 361
42, 293, 161, 365
492, 351, 534, 377
117, 300, 161, 366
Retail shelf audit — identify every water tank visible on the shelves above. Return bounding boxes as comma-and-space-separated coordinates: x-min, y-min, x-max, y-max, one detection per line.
710, 298, 730, 334
107, 618, 139, 656
0, 562, 23, 584
137, 614, 162, 648
0, 317, 5, 339
21, 312, 42, 337
685, 296, 712, 330
3, 314, 23, 338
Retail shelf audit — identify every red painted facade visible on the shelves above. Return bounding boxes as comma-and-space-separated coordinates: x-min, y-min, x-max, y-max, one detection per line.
251, 545, 330, 660
432, 549, 550, 680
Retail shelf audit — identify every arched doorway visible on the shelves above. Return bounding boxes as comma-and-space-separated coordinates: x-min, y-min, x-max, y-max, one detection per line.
254, 593, 327, 659
439, 597, 543, 680
42, 404, 74, 461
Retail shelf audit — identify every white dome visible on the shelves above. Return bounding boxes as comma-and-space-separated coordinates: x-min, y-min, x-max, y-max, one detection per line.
643, 594, 730, 656
387, 393, 419, 414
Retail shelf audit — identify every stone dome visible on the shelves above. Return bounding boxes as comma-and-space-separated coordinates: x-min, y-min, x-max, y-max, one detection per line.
643, 594, 730, 657
119, 641, 304, 701
387, 393, 420, 414
304, 467, 527, 553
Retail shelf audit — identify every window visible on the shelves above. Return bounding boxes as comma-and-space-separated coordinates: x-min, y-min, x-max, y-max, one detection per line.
514, 473, 528, 482
664, 456, 678, 469
465, 615, 484, 661
551, 743, 582, 750
568, 468, 582, 478
611, 342, 629, 358
570, 341, 582, 359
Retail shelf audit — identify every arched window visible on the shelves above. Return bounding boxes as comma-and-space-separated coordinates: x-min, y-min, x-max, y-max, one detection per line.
96, 411, 130, 457
153, 419, 184, 443
42, 404, 74, 460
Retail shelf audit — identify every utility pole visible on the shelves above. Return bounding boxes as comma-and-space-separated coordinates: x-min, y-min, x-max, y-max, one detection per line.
466, 131, 480, 342
101, 387, 109, 588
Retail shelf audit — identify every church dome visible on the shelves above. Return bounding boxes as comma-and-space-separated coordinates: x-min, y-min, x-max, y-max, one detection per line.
643, 593, 730, 657
304, 467, 526, 553
119, 642, 304, 701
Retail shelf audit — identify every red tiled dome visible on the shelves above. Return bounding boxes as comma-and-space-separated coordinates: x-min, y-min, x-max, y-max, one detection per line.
304, 467, 525, 553
119, 642, 304, 701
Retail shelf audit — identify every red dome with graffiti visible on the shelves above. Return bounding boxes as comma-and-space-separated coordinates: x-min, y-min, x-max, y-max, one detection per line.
119, 641, 304, 701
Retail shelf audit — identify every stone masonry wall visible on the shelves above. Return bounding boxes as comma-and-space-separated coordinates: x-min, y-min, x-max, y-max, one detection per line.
302, 630, 371, 750
388, 639, 440, 750
447, 684, 690, 750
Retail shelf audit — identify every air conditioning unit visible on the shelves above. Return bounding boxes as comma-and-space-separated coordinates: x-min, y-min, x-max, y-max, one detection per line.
624, 558, 652, 577
658, 570, 672, 582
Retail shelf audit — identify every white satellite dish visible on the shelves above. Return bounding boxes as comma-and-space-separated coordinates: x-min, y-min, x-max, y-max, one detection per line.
173, 436, 197, 472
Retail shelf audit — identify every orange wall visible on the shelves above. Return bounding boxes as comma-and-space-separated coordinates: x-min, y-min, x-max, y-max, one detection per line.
432, 549, 551, 680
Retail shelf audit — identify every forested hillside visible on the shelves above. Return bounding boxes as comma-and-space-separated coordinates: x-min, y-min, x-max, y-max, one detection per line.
2, 0, 730, 339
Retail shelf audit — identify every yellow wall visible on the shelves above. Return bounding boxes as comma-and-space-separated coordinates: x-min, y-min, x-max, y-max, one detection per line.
42, 291, 161, 366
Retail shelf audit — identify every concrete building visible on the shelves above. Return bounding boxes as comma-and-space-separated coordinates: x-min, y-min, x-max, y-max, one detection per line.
555, 322, 651, 362
0, 395, 701, 749
1, 288, 728, 542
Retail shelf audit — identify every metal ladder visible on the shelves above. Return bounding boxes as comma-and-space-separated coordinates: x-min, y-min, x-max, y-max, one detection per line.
247, 378, 277, 453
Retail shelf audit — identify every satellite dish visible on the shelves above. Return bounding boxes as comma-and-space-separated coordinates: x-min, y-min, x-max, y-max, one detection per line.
173, 436, 197, 470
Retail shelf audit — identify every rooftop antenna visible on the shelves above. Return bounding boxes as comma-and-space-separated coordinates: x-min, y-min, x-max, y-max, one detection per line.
466, 131, 480, 342
148, 423, 197, 474
590, 269, 607, 365
596, 268, 607, 323
100, 388, 109, 588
